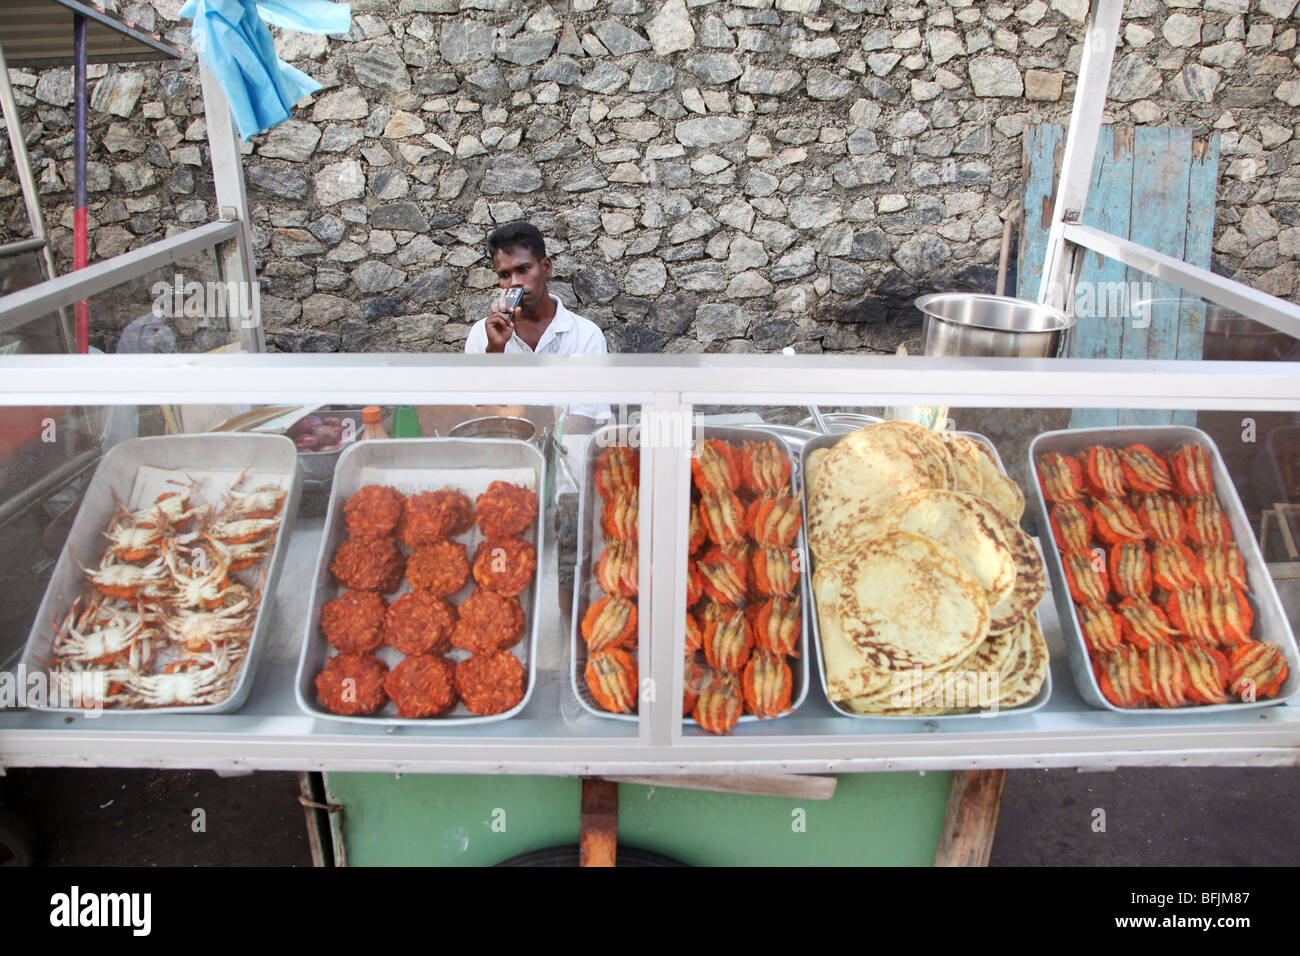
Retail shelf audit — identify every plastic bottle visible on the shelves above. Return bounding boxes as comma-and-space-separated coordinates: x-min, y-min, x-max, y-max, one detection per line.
391, 404, 422, 438
360, 406, 389, 441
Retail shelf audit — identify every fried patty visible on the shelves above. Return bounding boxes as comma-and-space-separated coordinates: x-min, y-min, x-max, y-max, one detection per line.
399, 489, 475, 548
320, 590, 387, 652
383, 654, 458, 718
406, 539, 471, 597
343, 485, 405, 540
451, 588, 525, 655
475, 481, 538, 539
471, 538, 537, 596
384, 590, 456, 655
454, 651, 526, 716
315, 652, 388, 716
331, 537, 405, 593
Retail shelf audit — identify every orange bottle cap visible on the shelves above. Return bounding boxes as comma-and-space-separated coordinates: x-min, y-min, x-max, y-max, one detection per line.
362, 406, 382, 424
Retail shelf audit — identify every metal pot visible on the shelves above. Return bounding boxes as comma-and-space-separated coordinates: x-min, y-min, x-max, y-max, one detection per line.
1202, 306, 1294, 362
794, 412, 884, 434
448, 416, 538, 442
914, 293, 1074, 358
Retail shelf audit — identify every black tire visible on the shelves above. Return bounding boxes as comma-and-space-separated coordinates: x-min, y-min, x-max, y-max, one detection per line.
0, 808, 36, 867
496, 844, 685, 867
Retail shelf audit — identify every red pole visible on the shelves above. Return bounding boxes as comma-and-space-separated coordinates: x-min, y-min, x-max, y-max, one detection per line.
73, 12, 89, 354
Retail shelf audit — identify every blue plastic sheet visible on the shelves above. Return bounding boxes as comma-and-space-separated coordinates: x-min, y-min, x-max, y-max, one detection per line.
179, 0, 352, 140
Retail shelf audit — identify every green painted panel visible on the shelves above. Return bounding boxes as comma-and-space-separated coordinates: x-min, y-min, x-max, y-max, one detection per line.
617, 771, 952, 867
324, 771, 953, 867
326, 772, 582, 867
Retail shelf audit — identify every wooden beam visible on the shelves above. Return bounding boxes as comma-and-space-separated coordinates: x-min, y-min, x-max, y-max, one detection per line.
934, 769, 1007, 867
604, 773, 838, 801
579, 777, 618, 868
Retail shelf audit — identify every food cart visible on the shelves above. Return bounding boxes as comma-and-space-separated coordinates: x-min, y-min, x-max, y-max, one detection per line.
0, 0, 1297, 866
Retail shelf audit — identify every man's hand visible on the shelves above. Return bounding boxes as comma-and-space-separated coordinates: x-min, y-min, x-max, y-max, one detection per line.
485, 295, 519, 353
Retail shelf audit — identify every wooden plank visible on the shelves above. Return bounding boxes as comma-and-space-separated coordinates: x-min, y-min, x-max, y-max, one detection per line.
603, 773, 838, 800
1017, 124, 1064, 303
934, 769, 1007, 867
1175, 131, 1219, 425
1121, 127, 1193, 426
579, 777, 618, 867
297, 771, 330, 868
1069, 126, 1135, 429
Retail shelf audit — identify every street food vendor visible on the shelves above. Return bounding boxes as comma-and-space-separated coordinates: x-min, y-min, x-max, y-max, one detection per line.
465, 221, 610, 422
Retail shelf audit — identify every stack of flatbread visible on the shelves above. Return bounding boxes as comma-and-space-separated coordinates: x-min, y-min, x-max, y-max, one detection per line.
808, 422, 1048, 715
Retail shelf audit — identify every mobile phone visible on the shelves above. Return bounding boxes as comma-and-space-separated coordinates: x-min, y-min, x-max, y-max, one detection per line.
502, 287, 524, 312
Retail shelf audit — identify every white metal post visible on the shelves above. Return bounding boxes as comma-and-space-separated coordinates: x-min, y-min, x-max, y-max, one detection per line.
0, 40, 75, 351
199, 62, 263, 353
1037, 0, 1126, 311
646, 393, 690, 746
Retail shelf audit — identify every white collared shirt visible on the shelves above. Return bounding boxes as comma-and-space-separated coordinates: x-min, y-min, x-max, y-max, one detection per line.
465, 293, 611, 419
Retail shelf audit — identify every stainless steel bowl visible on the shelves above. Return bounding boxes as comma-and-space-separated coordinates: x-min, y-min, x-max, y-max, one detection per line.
794, 412, 884, 434
915, 293, 1074, 358
1203, 305, 1294, 362
448, 416, 538, 442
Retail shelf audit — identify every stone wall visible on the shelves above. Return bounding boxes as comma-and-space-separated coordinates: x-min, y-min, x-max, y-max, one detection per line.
1, 0, 1297, 355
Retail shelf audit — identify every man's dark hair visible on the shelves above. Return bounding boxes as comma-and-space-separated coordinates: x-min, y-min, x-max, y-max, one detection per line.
487, 221, 547, 262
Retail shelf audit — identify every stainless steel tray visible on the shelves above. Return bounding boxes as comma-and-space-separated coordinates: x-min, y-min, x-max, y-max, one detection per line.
1028, 424, 1300, 714
570, 423, 640, 722
690, 424, 812, 728
801, 427, 1052, 721
21, 433, 301, 715
570, 423, 814, 725
294, 437, 545, 726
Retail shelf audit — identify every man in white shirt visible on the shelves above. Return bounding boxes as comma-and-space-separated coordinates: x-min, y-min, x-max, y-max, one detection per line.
465, 221, 610, 421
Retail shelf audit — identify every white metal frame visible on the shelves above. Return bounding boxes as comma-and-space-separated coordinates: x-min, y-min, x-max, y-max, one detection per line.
0, 60, 261, 351
1038, 0, 1300, 340
0, 356, 1297, 775
3, 0, 1300, 775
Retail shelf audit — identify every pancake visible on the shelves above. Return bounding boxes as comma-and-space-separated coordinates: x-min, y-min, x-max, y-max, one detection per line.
804, 446, 830, 487
878, 489, 1017, 608
997, 615, 1049, 707
807, 425, 944, 560
974, 449, 1025, 522
942, 432, 986, 495
813, 530, 989, 700
987, 523, 1047, 634
865, 420, 957, 489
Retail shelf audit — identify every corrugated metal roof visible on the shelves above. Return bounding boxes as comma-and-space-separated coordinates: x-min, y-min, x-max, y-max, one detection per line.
1, 0, 181, 67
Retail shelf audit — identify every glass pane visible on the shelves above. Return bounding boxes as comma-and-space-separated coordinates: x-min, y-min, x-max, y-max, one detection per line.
0, 402, 644, 741
0, 245, 245, 356
680, 402, 1298, 737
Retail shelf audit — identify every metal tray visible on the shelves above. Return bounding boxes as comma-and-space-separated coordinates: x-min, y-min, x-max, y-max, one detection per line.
801, 427, 1053, 721
570, 423, 640, 722
1028, 424, 1300, 713
570, 423, 814, 724
691, 424, 812, 726
294, 437, 545, 726
21, 433, 301, 715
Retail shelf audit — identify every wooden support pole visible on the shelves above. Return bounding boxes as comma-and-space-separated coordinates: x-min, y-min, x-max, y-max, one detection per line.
934, 769, 1007, 867
579, 777, 618, 868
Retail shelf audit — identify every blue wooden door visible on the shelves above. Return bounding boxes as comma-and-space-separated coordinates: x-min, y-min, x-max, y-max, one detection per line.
1018, 125, 1219, 427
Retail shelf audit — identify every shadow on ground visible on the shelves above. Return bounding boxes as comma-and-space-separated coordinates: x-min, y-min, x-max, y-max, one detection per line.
3, 765, 1298, 866
992, 767, 1300, 867
1, 768, 311, 866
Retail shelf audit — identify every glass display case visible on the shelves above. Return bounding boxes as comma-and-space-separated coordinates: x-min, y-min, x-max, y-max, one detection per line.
0, 353, 1296, 775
